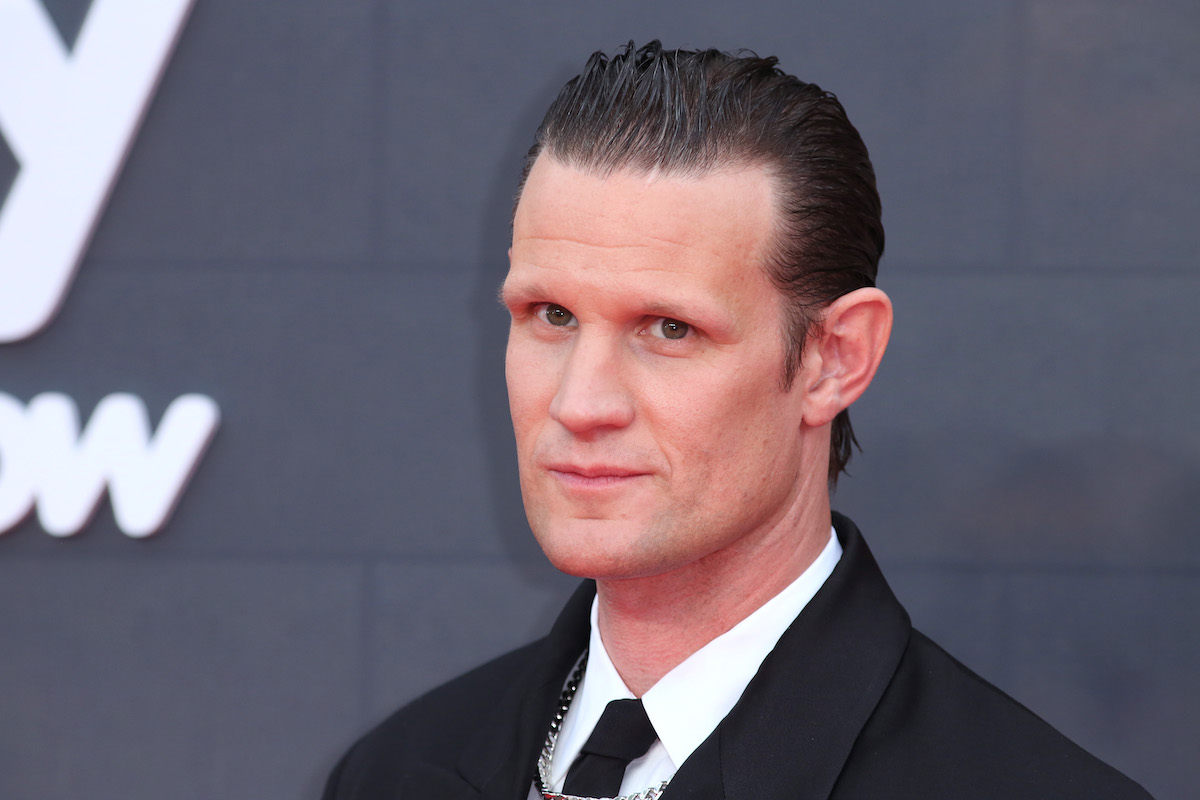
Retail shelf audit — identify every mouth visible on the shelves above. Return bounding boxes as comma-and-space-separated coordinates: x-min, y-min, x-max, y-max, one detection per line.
544, 463, 650, 489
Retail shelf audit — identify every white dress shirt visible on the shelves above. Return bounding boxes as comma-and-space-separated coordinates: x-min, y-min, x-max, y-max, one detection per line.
533, 526, 842, 798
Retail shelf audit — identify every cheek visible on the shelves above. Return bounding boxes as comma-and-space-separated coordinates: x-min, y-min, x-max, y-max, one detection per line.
505, 341, 555, 443
652, 355, 788, 434
656, 361, 797, 485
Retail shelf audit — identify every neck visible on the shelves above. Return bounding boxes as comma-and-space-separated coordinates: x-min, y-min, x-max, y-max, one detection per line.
594, 491, 832, 697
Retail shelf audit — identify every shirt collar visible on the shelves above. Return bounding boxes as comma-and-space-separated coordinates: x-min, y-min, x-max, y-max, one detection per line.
552, 526, 842, 779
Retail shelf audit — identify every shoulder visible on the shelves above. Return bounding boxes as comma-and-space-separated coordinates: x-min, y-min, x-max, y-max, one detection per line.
322, 638, 543, 800
836, 629, 1153, 799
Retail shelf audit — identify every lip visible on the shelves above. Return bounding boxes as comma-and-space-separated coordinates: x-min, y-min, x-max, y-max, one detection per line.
544, 462, 651, 489
544, 462, 647, 479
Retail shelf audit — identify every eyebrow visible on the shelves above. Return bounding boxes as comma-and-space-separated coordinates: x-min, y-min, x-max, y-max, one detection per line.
642, 300, 695, 321
497, 279, 548, 309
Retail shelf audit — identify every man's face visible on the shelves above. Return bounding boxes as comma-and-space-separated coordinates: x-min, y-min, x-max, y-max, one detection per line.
503, 156, 818, 582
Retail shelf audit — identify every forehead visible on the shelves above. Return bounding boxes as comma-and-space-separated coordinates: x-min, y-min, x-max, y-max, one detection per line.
509, 157, 778, 296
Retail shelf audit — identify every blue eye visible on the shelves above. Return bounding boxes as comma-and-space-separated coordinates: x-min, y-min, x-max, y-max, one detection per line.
651, 318, 689, 340
539, 304, 576, 327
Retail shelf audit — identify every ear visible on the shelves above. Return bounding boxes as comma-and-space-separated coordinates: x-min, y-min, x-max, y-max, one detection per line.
799, 287, 892, 427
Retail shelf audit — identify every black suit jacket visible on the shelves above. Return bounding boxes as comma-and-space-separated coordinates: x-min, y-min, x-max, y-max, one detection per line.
323, 514, 1152, 799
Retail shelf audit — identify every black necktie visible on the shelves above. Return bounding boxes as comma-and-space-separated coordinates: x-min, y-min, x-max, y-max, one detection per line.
562, 698, 659, 798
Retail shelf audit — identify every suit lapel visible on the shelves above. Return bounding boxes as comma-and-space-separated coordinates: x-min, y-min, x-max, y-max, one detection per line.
432, 515, 908, 800
453, 580, 596, 800
665, 514, 911, 800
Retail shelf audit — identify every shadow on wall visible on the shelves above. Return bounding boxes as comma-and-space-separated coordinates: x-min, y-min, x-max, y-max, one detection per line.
954, 439, 1199, 564
468, 62, 581, 587
842, 432, 1200, 565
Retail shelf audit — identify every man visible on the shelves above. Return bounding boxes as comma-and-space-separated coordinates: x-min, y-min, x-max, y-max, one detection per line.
323, 42, 1151, 799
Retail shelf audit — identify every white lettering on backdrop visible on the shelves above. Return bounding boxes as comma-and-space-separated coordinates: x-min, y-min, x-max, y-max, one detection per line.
0, 0, 196, 341
0, 1, 214, 538
0, 393, 219, 537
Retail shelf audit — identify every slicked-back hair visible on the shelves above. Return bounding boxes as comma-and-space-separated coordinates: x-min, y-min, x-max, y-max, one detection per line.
515, 41, 885, 485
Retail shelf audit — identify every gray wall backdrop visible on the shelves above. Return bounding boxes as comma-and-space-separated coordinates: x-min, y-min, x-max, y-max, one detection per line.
1, 1, 1197, 798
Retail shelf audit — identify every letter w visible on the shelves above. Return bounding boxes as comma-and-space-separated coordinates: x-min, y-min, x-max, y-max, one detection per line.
0, 0, 195, 342
25, 393, 219, 537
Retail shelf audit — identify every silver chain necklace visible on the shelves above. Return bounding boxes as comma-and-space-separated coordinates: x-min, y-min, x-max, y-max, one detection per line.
534, 649, 672, 800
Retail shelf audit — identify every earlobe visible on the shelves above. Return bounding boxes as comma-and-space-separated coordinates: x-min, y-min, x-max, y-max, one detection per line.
801, 288, 892, 427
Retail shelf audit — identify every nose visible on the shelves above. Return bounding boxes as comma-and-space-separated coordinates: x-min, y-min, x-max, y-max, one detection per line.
548, 333, 634, 433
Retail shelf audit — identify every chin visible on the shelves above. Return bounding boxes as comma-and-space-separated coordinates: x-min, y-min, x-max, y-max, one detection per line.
534, 530, 630, 579
531, 518, 681, 581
